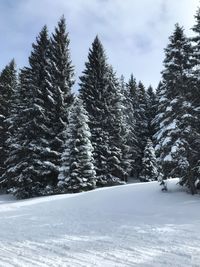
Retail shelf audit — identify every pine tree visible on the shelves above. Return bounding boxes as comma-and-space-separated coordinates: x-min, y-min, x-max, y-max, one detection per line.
137, 81, 148, 148
105, 66, 128, 183
154, 24, 194, 190
79, 36, 109, 183
146, 85, 157, 138
140, 138, 158, 182
49, 16, 74, 165
0, 60, 17, 180
127, 74, 137, 98
177, 8, 200, 193
122, 74, 139, 178
3, 26, 58, 198
58, 98, 96, 193
133, 81, 148, 178
79, 36, 126, 185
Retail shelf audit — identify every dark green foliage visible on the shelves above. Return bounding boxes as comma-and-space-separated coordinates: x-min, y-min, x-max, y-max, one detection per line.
79, 36, 109, 182
123, 74, 140, 178
105, 67, 128, 181
0, 60, 17, 180
154, 24, 199, 193
146, 85, 157, 138
3, 26, 58, 198
1, 12, 200, 198
49, 16, 74, 161
79, 37, 127, 185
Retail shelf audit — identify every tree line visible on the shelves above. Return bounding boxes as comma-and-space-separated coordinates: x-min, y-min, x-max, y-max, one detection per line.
0, 8, 200, 199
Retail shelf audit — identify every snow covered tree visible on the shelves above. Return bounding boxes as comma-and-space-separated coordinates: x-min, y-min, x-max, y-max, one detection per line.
58, 98, 96, 193
191, 7, 200, 94
3, 26, 58, 198
0, 60, 17, 179
122, 74, 139, 178
79, 36, 110, 183
176, 8, 200, 193
79, 36, 126, 185
146, 85, 157, 138
140, 138, 158, 182
131, 80, 148, 178
127, 74, 137, 98
137, 81, 148, 149
49, 16, 74, 166
154, 24, 194, 189
105, 66, 128, 183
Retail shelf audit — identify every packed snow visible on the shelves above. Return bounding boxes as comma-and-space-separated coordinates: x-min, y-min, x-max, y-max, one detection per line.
0, 180, 200, 267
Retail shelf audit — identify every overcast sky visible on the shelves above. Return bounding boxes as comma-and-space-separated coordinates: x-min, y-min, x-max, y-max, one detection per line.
0, 0, 199, 88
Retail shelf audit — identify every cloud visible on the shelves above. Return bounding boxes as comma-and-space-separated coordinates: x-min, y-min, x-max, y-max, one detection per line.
0, 0, 199, 88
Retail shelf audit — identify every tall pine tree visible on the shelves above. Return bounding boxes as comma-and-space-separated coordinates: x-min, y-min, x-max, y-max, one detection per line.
123, 74, 139, 178
3, 26, 58, 198
105, 66, 128, 183
49, 16, 74, 165
79, 37, 127, 185
0, 60, 17, 180
146, 85, 157, 138
154, 24, 195, 192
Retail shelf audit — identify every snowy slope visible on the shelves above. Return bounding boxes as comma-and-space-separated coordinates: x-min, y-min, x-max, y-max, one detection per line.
0, 180, 200, 267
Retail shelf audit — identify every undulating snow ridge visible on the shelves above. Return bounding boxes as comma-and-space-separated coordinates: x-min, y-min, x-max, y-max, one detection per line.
0, 180, 200, 267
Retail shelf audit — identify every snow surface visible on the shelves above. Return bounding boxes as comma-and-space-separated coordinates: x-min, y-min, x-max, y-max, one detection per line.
0, 180, 200, 267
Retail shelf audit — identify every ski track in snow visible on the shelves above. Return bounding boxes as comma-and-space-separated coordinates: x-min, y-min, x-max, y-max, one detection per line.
0, 180, 200, 266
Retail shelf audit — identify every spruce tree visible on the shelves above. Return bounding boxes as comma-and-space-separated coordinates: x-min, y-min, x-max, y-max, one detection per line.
0, 60, 17, 180
79, 36, 109, 183
177, 8, 200, 193
146, 85, 157, 138
3, 26, 58, 198
133, 81, 148, 178
105, 66, 128, 183
154, 24, 194, 189
58, 98, 96, 193
191, 7, 200, 94
137, 81, 148, 149
79, 36, 126, 185
140, 138, 158, 182
123, 74, 139, 178
49, 16, 74, 166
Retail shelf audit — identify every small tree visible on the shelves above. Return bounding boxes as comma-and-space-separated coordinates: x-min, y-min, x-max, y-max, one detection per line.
58, 98, 96, 193
140, 139, 158, 182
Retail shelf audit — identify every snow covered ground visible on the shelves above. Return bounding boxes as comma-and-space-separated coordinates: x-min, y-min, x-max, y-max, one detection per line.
0, 179, 200, 267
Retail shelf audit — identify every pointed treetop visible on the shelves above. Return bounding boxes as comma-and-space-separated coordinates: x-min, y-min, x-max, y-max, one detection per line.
34, 25, 49, 47
29, 25, 50, 68
147, 85, 154, 96
8, 59, 16, 69
38, 25, 48, 39
0, 59, 17, 85
91, 35, 105, 55
80, 34, 108, 79
138, 81, 146, 92
127, 74, 137, 96
167, 23, 186, 47
162, 23, 192, 82
55, 15, 67, 36
192, 7, 200, 34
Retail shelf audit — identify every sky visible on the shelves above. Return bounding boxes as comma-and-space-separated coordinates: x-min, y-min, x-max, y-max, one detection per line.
0, 0, 199, 88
